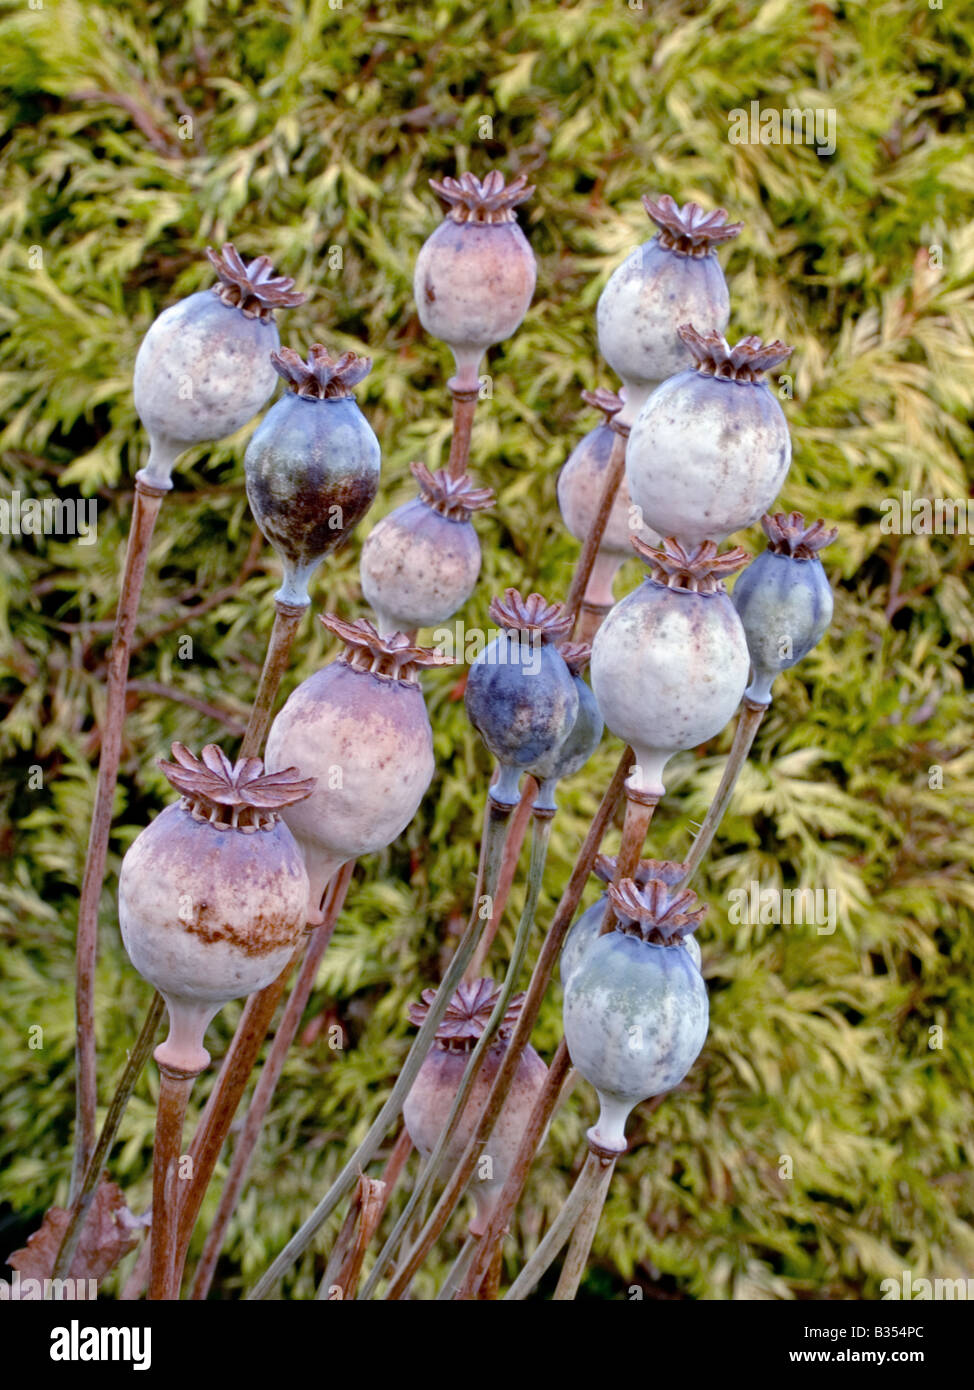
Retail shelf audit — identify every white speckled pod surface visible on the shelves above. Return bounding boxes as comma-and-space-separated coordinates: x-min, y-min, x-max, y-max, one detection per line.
360, 498, 482, 633
590, 580, 750, 797
563, 930, 709, 1153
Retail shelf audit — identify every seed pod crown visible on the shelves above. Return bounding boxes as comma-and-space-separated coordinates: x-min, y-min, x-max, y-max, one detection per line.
408, 977, 524, 1051
205, 243, 306, 321
608, 876, 707, 946
488, 589, 573, 644
270, 345, 372, 399
581, 387, 624, 424
632, 535, 750, 595
642, 195, 743, 256
410, 461, 495, 521
430, 169, 534, 225
558, 641, 592, 677
761, 511, 838, 559
678, 324, 792, 381
158, 743, 315, 831
320, 613, 454, 682
594, 854, 687, 888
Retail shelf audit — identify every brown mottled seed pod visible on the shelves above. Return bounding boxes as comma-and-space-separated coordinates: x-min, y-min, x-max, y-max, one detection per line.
264, 617, 453, 922
359, 463, 494, 634
134, 245, 305, 490
591, 537, 751, 799
597, 196, 742, 425
403, 980, 548, 1235
414, 170, 537, 386
627, 326, 794, 545
118, 745, 313, 1074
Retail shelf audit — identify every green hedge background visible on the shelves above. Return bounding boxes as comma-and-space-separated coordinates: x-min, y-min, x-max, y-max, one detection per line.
1, 0, 972, 1299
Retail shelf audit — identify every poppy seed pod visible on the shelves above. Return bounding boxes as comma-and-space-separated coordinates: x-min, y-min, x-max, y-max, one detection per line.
591, 537, 751, 800
134, 245, 305, 489
556, 389, 656, 608
627, 326, 793, 545
403, 979, 548, 1236
414, 170, 537, 386
464, 590, 578, 807
560, 855, 700, 988
731, 512, 838, 704
360, 462, 494, 634
244, 346, 381, 605
563, 877, 709, 1154
525, 643, 604, 813
264, 616, 452, 922
118, 745, 313, 1074
597, 196, 742, 425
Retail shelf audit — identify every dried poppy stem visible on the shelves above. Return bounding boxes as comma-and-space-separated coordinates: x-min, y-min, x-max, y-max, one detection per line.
437, 1231, 479, 1300
315, 1175, 386, 1300
502, 1150, 609, 1300
363, 811, 553, 1299
447, 379, 480, 478
53, 990, 166, 1280
72, 476, 169, 1195
148, 1063, 197, 1300
562, 422, 629, 633
466, 775, 535, 980
188, 863, 354, 1299
460, 1038, 574, 1298
247, 796, 513, 1298
599, 787, 659, 934
552, 1151, 617, 1300
679, 696, 769, 887
239, 598, 308, 759
381, 751, 629, 1300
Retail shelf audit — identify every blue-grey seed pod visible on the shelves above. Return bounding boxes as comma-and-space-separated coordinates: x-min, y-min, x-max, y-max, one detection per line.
464, 590, 578, 806
731, 512, 837, 704
526, 644, 604, 813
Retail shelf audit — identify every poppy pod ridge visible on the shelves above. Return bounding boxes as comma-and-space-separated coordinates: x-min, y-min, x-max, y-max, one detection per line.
360, 462, 495, 635
732, 512, 838, 705
402, 979, 548, 1237
464, 589, 579, 808
414, 170, 537, 388
563, 877, 709, 1156
263, 616, 453, 923
245, 345, 381, 607
134, 244, 306, 489
627, 326, 794, 546
597, 195, 743, 427
591, 537, 751, 800
118, 745, 314, 1075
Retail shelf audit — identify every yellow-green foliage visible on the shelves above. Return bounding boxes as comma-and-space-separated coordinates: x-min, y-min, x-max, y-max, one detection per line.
0, 0, 972, 1299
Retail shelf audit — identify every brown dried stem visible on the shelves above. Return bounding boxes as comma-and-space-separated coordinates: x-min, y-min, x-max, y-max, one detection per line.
148, 1066, 196, 1300
563, 424, 629, 633
72, 477, 167, 1196
447, 381, 479, 479
239, 598, 308, 759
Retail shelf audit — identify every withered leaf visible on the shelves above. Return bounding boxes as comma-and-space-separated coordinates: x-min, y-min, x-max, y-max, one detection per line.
7, 1180, 143, 1286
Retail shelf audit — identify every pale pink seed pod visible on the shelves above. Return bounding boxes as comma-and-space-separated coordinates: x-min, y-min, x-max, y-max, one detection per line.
360, 463, 494, 634
591, 537, 750, 799
264, 617, 453, 922
402, 980, 548, 1235
556, 388, 657, 607
414, 170, 537, 386
134, 245, 305, 490
118, 745, 313, 1074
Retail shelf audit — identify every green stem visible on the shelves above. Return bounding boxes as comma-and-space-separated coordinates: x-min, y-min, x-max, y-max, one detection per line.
364, 812, 553, 1299
53, 992, 165, 1279
246, 796, 513, 1300
552, 1154, 616, 1300
680, 697, 769, 888
437, 1232, 478, 1301
502, 1151, 605, 1300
